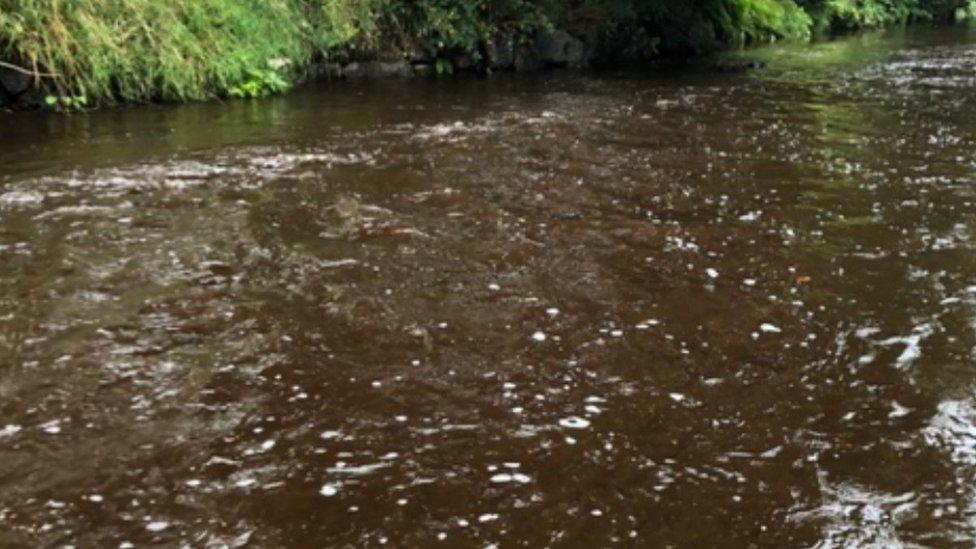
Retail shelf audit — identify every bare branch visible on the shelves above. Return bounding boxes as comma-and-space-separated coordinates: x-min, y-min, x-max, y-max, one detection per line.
0, 60, 56, 78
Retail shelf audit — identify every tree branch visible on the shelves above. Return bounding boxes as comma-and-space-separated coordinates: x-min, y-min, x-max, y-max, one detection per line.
0, 60, 56, 78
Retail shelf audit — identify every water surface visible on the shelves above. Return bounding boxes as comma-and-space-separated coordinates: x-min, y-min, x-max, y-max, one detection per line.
2, 26, 976, 547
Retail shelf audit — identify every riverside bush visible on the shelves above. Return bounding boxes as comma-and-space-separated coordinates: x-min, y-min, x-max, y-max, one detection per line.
0, 0, 971, 107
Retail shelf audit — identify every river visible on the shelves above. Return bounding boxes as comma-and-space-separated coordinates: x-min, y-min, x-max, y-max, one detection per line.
1, 26, 976, 547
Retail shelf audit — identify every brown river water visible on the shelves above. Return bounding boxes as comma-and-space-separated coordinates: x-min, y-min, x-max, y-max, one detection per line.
2, 26, 976, 548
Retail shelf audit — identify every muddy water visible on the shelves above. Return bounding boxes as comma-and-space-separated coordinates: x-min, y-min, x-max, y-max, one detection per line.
2, 26, 976, 547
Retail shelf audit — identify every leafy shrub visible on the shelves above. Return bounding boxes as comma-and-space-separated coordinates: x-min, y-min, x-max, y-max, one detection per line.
1, 0, 972, 107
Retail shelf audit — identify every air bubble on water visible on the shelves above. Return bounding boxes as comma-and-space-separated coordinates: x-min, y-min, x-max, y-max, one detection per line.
41, 420, 61, 435
490, 473, 514, 483
559, 416, 591, 429
760, 323, 782, 334
320, 483, 341, 497
669, 393, 686, 403
0, 424, 21, 438
706, 268, 720, 279
585, 405, 602, 415
532, 331, 547, 342
320, 430, 342, 440
546, 308, 560, 317
478, 513, 499, 523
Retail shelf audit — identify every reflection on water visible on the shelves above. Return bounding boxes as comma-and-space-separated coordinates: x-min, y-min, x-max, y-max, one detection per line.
1, 25, 976, 547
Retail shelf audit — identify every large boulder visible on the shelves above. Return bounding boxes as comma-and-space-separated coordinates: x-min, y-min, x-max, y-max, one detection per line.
485, 36, 515, 70
16, 88, 46, 109
534, 30, 587, 68
0, 66, 32, 96
713, 58, 766, 72
342, 61, 413, 79
514, 44, 542, 72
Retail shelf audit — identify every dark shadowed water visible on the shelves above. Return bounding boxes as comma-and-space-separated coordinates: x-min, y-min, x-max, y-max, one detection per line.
2, 26, 976, 548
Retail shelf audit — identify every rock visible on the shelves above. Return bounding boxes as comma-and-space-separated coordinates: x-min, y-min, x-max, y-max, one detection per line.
310, 62, 343, 80
411, 63, 434, 77
514, 45, 542, 72
403, 46, 431, 64
485, 37, 515, 70
16, 88, 46, 110
713, 58, 766, 72
535, 30, 587, 68
0, 66, 31, 96
342, 61, 413, 79
452, 53, 476, 71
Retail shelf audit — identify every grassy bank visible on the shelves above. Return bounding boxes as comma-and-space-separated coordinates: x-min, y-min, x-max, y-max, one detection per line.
1, 0, 974, 108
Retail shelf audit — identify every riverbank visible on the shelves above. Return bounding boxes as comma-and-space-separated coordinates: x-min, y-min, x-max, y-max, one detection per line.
1, 0, 974, 110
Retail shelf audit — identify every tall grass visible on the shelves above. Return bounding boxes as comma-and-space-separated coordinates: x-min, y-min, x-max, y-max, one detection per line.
0, 0, 308, 103
1, 0, 972, 107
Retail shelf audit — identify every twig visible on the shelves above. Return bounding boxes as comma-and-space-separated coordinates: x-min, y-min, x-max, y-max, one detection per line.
0, 60, 56, 78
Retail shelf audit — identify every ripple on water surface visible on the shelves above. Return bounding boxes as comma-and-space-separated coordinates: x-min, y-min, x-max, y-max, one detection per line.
1, 26, 976, 547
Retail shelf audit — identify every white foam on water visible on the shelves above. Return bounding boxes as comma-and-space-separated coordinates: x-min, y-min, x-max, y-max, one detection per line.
319, 483, 341, 497
889, 401, 911, 419
0, 191, 44, 207
146, 521, 169, 532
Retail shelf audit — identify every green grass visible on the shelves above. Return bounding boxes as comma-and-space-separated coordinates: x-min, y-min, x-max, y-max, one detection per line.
0, 0, 308, 104
1, 0, 972, 108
